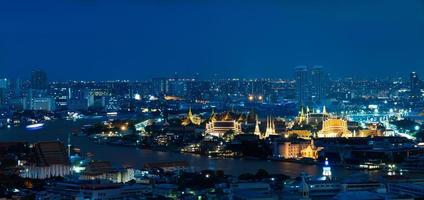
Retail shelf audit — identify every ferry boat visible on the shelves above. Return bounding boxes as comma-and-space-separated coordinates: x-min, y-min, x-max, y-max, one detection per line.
357, 161, 384, 170
26, 123, 45, 130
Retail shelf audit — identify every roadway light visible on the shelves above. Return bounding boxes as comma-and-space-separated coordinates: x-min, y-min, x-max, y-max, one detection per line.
134, 94, 141, 101
258, 95, 263, 100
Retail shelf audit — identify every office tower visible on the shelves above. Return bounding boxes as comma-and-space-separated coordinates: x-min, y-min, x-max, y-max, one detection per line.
0, 78, 8, 89
31, 69, 48, 90
168, 79, 188, 97
410, 72, 421, 99
87, 88, 112, 110
310, 66, 326, 103
0, 78, 9, 104
152, 78, 169, 96
295, 66, 310, 106
24, 97, 56, 111
10, 78, 22, 97
295, 66, 327, 106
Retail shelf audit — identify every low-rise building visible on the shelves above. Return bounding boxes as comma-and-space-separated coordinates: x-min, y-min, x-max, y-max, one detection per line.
79, 161, 135, 183
143, 161, 189, 173
44, 180, 150, 200
273, 139, 322, 159
21, 141, 71, 179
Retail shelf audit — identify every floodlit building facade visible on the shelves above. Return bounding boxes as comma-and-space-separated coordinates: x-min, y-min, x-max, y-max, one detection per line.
318, 118, 352, 138
21, 141, 71, 179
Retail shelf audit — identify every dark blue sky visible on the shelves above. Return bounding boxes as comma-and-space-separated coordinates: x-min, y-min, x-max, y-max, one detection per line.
1, 0, 424, 80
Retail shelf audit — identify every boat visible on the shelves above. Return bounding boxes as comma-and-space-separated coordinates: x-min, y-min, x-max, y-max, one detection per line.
26, 123, 45, 130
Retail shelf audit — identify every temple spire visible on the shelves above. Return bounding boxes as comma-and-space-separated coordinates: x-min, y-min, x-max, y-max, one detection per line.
265, 116, 275, 137
254, 115, 261, 138
188, 107, 193, 118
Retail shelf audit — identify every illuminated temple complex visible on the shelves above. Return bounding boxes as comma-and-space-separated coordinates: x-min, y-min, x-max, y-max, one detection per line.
254, 115, 277, 139
264, 116, 277, 138
297, 106, 330, 125
181, 108, 202, 126
292, 106, 383, 138
205, 111, 243, 137
317, 118, 352, 138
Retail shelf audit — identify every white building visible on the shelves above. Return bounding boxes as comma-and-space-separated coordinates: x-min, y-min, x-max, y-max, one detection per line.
24, 97, 56, 111
21, 141, 71, 179
44, 181, 151, 200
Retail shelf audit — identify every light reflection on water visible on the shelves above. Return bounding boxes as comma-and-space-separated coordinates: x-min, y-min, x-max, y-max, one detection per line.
0, 119, 373, 177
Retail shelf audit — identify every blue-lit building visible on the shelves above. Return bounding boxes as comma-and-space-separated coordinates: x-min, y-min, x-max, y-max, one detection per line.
0, 78, 9, 106
295, 66, 328, 107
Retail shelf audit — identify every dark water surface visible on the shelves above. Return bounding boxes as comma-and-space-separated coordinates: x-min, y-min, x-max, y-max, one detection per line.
0, 120, 378, 177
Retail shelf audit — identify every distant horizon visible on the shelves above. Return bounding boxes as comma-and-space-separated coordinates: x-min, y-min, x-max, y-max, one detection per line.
0, 68, 420, 82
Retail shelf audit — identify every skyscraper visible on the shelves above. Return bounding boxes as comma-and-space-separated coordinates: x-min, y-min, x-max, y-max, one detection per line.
10, 78, 22, 97
410, 72, 422, 99
310, 66, 326, 103
31, 69, 48, 90
295, 66, 309, 106
0, 78, 9, 104
152, 78, 169, 96
0, 78, 8, 89
295, 66, 327, 106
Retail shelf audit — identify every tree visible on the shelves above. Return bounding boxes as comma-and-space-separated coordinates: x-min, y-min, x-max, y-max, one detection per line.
391, 118, 419, 132
223, 130, 235, 142
416, 129, 424, 142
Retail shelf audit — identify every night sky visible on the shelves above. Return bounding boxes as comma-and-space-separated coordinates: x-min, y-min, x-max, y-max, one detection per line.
1, 0, 424, 80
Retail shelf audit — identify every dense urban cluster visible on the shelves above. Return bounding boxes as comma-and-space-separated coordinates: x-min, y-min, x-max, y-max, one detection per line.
1, 67, 424, 199
0, 67, 423, 117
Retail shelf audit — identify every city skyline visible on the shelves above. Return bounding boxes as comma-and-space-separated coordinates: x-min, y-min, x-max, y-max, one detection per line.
1, 1, 424, 199
1, 68, 423, 82
1, 0, 424, 80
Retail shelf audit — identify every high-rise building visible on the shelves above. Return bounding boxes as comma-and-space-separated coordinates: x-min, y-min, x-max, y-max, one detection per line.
24, 97, 56, 111
168, 79, 188, 97
295, 66, 309, 106
0, 78, 8, 89
410, 72, 422, 99
31, 69, 48, 90
10, 78, 22, 97
0, 78, 9, 105
152, 78, 169, 96
310, 66, 326, 103
295, 66, 328, 106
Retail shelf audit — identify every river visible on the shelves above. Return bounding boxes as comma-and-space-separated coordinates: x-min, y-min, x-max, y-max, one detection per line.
0, 119, 380, 178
